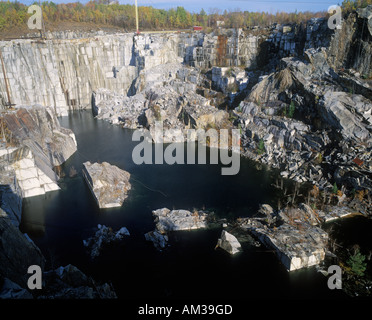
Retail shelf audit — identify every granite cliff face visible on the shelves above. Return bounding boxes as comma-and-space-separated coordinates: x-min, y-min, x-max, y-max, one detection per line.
0, 106, 77, 204
0, 8, 371, 291
0, 9, 371, 117
237, 8, 372, 197
0, 28, 263, 115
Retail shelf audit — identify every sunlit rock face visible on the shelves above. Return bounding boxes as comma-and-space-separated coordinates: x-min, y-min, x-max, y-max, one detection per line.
0, 106, 77, 200
82, 161, 131, 209
0, 28, 263, 114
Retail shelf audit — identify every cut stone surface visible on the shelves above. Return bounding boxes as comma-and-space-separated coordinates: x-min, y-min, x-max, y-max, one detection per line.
216, 230, 242, 255
239, 205, 329, 271
152, 208, 209, 233
82, 162, 131, 209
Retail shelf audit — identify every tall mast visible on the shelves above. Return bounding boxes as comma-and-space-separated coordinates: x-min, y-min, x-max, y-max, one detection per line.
135, 0, 139, 34
38, 0, 47, 39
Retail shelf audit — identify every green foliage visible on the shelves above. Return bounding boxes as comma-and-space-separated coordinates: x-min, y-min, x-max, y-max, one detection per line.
0, 0, 332, 34
288, 101, 296, 118
281, 101, 296, 118
333, 182, 339, 195
282, 106, 287, 117
315, 153, 323, 164
257, 138, 265, 155
238, 122, 242, 135
347, 248, 367, 277
342, 0, 372, 14
236, 103, 243, 113
152, 105, 162, 121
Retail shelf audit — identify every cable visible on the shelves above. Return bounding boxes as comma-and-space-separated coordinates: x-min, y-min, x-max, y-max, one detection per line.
75, 148, 168, 197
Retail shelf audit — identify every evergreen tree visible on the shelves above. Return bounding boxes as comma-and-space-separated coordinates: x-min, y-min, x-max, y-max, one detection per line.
347, 248, 367, 277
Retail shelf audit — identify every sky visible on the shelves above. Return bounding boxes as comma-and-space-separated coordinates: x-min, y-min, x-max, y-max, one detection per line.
18, 0, 342, 13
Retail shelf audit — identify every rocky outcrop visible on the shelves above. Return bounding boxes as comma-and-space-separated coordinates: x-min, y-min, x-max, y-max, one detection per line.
92, 63, 230, 142
83, 224, 130, 259
0, 34, 137, 115
146, 208, 210, 250
38, 264, 117, 299
239, 204, 329, 271
0, 277, 33, 299
319, 90, 371, 142
357, 5, 372, 36
216, 230, 242, 255
82, 161, 131, 209
238, 41, 372, 192
327, 7, 372, 76
152, 208, 209, 233
144, 230, 169, 251
0, 211, 117, 299
0, 106, 77, 199
0, 148, 23, 226
0, 214, 45, 288
0, 28, 262, 114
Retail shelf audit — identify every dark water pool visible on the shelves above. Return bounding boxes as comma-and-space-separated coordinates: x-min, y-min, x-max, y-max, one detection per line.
20, 111, 347, 300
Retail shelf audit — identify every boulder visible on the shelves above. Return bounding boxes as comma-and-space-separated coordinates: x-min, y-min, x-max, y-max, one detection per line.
240, 216, 328, 271
83, 224, 130, 259
0, 278, 33, 299
144, 231, 169, 250
216, 231, 242, 255
82, 162, 131, 209
152, 208, 209, 233
40, 264, 117, 299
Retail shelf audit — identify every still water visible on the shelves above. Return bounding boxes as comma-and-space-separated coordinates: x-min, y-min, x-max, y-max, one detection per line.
20, 111, 347, 300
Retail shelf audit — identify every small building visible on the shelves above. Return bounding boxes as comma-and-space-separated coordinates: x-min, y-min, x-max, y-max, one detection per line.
193, 26, 203, 31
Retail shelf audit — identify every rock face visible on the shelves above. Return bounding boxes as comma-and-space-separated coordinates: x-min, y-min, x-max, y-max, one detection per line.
0, 106, 77, 199
87, 14, 371, 196
0, 214, 45, 289
82, 162, 131, 209
92, 63, 230, 142
216, 231, 242, 255
237, 43, 372, 192
0, 34, 137, 116
0, 29, 260, 114
0, 149, 23, 226
239, 205, 328, 271
83, 224, 130, 259
357, 5, 372, 36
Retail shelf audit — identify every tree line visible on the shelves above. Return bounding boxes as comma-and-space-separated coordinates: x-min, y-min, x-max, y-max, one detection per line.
0, 0, 371, 33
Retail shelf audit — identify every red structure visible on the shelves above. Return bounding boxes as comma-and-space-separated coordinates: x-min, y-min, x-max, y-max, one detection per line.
193, 26, 203, 31
353, 158, 364, 167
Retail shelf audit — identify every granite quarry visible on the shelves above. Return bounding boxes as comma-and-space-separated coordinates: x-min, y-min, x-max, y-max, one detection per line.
0, 5, 372, 298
